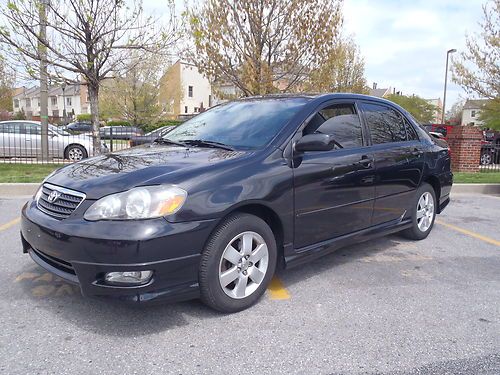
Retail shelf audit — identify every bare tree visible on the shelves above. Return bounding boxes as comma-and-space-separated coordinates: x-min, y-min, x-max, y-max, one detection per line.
185, 0, 343, 96
0, 0, 178, 153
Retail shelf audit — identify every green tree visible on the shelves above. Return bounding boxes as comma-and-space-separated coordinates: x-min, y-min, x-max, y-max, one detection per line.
305, 36, 368, 94
387, 94, 437, 123
478, 99, 500, 130
185, 0, 343, 96
100, 54, 164, 126
0, 56, 14, 111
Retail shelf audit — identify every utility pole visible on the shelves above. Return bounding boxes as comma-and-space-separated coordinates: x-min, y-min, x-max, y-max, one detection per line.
39, 0, 49, 162
441, 48, 457, 125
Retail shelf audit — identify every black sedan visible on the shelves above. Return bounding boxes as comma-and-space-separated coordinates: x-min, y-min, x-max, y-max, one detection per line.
129, 125, 177, 147
20, 94, 452, 312
64, 121, 92, 134
99, 126, 143, 140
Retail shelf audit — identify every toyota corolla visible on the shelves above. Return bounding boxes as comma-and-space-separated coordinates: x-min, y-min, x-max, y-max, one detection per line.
20, 94, 452, 312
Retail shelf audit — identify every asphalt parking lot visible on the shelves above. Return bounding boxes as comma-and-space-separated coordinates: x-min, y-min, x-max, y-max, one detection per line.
0, 193, 499, 374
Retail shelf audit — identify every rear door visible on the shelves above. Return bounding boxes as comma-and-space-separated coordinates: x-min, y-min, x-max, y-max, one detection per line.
359, 101, 424, 225
293, 101, 376, 248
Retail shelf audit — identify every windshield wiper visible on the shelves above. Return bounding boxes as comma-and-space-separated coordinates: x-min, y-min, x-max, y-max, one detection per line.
154, 138, 188, 148
180, 139, 235, 151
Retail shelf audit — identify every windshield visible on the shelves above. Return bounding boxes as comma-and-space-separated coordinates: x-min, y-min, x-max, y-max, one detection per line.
163, 98, 309, 149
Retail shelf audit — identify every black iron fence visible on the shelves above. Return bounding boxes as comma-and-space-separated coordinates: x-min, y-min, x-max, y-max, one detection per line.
480, 143, 500, 172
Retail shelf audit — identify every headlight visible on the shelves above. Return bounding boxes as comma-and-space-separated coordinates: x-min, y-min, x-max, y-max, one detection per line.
84, 185, 187, 221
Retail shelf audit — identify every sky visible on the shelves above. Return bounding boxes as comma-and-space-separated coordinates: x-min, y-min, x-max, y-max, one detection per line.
342, 0, 484, 111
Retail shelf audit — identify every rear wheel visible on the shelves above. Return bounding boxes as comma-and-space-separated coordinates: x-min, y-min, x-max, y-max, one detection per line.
65, 145, 88, 161
480, 152, 492, 165
402, 183, 436, 240
199, 213, 277, 313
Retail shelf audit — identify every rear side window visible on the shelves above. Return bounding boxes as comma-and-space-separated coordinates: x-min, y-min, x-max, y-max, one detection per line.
404, 119, 419, 141
25, 123, 41, 135
360, 102, 407, 144
303, 103, 363, 149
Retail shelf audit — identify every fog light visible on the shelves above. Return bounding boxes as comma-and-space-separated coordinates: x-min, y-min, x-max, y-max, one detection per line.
104, 271, 153, 285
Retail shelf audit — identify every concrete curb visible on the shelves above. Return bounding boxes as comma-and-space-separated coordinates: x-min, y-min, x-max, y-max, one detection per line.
452, 183, 500, 195
0, 182, 499, 198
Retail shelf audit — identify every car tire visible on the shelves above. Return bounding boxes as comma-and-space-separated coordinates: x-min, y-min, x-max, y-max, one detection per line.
480, 152, 492, 165
401, 182, 437, 241
65, 145, 88, 162
199, 213, 277, 313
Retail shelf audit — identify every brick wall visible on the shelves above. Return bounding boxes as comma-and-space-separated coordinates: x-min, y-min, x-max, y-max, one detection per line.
447, 126, 483, 172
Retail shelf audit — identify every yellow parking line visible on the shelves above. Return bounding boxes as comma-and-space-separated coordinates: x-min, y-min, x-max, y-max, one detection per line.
436, 220, 500, 247
267, 276, 291, 300
0, 217, 20, 232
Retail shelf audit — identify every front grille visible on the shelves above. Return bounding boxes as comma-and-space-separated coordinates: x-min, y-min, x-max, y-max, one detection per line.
32, 248, 76, 276
36, 183, 86, 219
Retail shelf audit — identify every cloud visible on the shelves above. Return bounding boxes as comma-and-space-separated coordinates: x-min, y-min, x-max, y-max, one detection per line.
343, 0, 484, 110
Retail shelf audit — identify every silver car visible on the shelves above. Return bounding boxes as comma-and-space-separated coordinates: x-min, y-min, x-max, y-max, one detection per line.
0, 120, 106, 161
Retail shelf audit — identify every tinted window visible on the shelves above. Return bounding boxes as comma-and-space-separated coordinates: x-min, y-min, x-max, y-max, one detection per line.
165, 98, 310, 149
405, 119, 419, 141
361, 103, 407, 144
304, 104, 363, 149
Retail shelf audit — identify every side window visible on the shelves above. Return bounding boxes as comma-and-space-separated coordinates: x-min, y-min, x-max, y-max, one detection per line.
6, 123, 25, 134
303, 103, 364, 149
360, 102, 407, 144
404, 119, 419, 141
24, 123, 41, 135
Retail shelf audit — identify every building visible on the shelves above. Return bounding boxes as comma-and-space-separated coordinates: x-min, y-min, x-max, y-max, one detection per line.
159, 61, 213, 119
425, 98, 443, 124
369, 83, 393, 98
461, 99, 489, 126
12, 83, 89, 121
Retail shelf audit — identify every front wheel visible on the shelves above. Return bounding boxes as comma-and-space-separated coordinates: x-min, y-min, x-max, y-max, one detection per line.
402, 183, 436, 240
199, 213, 277, 313
65, 145, 88, 162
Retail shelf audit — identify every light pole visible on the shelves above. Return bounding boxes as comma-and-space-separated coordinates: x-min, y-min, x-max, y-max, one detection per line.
441, 48, 457, 125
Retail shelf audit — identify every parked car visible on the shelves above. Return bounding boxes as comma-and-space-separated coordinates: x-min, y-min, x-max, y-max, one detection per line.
20, 94, 452, 312
0, 120, 106, 161
99, 126, 143, 140
129, 126, 177, 147
480, 141, 500, 165
64, 121, 92, 134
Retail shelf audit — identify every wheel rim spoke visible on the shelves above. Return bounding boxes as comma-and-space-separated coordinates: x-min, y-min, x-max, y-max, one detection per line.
249, 243, 267, 264
241, 233, 253, 255
416, 209, 425, 219
233, 275, 248, 298
248, 266, 265, 284
220, 266, 239, 287
223, 245, 241, 265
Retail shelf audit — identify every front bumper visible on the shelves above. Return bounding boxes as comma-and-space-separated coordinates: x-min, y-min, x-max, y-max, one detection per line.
21, 199, 218, 303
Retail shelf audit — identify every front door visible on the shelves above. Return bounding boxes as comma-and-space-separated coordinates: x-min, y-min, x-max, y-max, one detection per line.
292, 101, 376, 249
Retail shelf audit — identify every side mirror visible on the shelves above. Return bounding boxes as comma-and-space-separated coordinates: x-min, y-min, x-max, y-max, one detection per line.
294, 133, 335, 152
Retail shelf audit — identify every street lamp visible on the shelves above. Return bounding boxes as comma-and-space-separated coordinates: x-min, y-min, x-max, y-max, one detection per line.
441, 48, 457, 125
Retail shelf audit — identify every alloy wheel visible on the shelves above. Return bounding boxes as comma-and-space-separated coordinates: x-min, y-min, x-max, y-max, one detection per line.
218, 231, 269, 299
68, 147, 84, 161
416, 192, 434, 232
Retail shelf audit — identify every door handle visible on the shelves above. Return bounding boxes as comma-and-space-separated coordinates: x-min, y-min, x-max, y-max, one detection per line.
411, 148, 423, 156
354, 156, 373, 169
25, 139, 31, 142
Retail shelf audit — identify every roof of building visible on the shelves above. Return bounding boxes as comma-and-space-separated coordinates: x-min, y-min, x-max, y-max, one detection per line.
369, 88, 390, 98
463, 99, 489, 110
12, 84, 81, 99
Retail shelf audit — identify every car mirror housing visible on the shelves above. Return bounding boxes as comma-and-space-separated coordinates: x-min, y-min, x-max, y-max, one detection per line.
294, 133, 335, 152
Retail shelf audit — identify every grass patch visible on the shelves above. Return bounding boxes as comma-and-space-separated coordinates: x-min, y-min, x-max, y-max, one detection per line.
454, 172, 500, 184
0, 164, 60, 183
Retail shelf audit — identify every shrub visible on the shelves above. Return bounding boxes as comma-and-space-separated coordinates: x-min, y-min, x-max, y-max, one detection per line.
76, 114, 92, 122
143, 120, 183, 133
106, 120, 131, 127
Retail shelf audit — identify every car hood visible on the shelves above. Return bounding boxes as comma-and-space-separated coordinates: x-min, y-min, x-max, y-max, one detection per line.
46, 144, 248, 199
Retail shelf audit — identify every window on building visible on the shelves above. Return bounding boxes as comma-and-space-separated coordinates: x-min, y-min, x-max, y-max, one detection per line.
37, 98, 40, 107
66, 97, 72, 106
184, 106, 188, 114
194, 107, 199, 113
360, 102, 408, 144
14, 99, 19, 108
303, 103, 364, 149
51, 96, 57, 106
471, 110, 476, 118
52, 110, 59, 117
188, 86, 193, 98
25, 98, 31, 108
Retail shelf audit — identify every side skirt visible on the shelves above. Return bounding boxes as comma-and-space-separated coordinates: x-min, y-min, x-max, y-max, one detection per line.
284, 218, 412, 269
